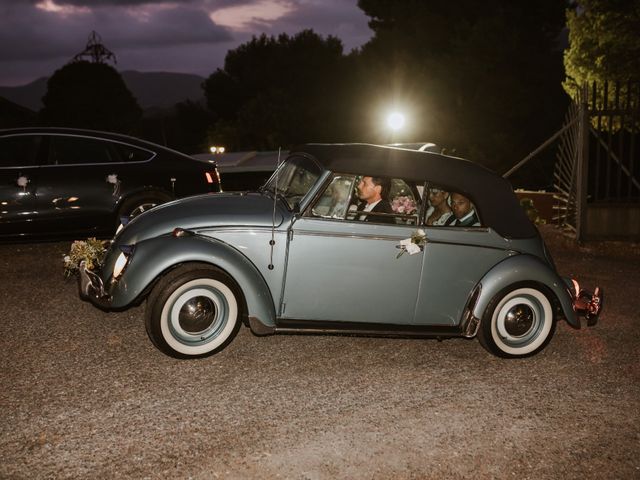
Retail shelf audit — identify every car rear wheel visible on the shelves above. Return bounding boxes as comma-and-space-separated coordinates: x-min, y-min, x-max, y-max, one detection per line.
478, 286, 556, 358
145, 264, 242, 359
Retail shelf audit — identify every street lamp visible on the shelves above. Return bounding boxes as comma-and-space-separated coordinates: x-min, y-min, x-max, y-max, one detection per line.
386, 112, 406, 131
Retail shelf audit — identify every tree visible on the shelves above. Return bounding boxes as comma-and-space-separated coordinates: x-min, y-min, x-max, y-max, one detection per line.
356, 0, 569, 172
203, 30, 351, 150
135, 101, 215, 154
564, 0, 640, 105
40, 61, 141, 133
564, 0, 640, 88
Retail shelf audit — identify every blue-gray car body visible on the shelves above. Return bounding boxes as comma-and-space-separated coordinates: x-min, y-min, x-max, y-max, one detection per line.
78, 143, 602, 359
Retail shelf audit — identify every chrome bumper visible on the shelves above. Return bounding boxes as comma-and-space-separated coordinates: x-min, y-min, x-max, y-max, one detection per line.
78, 261, 112, 308
571, 279, 603, 326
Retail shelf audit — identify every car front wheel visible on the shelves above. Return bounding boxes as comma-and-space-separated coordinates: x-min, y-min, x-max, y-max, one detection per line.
478, 286, 556, 358
145, 265, 242, 359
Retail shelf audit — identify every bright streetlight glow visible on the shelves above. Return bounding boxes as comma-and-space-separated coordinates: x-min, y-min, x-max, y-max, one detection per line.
386, 112, 405, 131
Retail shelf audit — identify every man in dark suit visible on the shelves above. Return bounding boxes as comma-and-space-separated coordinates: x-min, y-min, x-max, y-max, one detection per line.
445, 192, 480, 227
356, 176, 396, 224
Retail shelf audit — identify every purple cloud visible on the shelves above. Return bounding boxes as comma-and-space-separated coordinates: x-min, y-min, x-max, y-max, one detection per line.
0, 0, 372, 86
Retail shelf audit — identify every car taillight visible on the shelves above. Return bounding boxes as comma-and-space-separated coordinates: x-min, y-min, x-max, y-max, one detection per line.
205, 172, 214, 183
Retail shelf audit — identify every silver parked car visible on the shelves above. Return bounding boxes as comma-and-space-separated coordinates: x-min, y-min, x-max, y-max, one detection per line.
78, 144, 602, 359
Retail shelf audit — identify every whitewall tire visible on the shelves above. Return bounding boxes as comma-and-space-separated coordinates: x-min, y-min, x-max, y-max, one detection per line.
478, 286, 556, 358
145, 265, 242, 359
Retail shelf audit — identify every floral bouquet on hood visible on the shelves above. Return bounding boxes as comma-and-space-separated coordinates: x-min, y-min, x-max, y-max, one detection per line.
63, 238, 108, 277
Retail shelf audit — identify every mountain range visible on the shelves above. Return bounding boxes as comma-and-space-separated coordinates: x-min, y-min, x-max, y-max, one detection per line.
0, 71, 206, 112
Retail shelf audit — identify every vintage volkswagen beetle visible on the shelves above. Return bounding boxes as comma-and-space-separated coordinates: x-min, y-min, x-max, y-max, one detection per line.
78, 144, 602, 359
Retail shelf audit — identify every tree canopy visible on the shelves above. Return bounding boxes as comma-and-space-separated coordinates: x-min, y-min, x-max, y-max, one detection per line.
204, 2, 570, 173
40, 61, 141, 133
564, 0, 640, 94
203, 30, 350, 150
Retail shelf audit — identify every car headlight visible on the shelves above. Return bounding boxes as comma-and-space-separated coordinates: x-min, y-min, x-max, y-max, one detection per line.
112, 245, 134, 279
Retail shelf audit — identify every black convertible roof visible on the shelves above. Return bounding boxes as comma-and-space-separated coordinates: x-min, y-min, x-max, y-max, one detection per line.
291, 143, 537, 239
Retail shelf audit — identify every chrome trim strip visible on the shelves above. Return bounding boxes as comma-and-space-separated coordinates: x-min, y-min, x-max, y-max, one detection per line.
292, 229, 504, 250
197, 226, 287, 235
293, 230, 407, 241
0, 132, 157, 166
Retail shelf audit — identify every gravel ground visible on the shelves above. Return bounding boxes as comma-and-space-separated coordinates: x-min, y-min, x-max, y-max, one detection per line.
1, 227, 639, 479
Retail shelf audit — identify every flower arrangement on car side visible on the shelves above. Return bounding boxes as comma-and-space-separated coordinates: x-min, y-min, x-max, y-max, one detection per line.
63, 238, 108, 277
397, 229, 426, 258
391, 196, 417, 215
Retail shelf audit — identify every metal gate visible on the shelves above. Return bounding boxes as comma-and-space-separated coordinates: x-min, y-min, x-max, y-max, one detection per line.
557, 81, 640, 240
506, 80, 640, 240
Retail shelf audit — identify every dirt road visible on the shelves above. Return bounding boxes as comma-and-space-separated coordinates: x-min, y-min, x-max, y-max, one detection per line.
1, 228, 639, 479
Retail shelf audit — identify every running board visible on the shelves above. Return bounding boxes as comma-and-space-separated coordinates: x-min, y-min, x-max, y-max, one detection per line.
248, 316, 464, 339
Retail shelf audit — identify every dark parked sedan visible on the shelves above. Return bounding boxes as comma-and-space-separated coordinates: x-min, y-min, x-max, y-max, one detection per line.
0, 128, 221, 240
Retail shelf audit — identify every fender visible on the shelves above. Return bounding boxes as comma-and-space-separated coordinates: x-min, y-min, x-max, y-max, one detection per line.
472, 254, 579, 328
106, 234, 276, 327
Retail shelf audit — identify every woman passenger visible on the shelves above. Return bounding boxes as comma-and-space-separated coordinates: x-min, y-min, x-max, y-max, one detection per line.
426, 188, 453, 226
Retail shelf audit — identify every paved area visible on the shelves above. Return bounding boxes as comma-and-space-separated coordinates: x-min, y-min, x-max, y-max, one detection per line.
1, 228, 639, 479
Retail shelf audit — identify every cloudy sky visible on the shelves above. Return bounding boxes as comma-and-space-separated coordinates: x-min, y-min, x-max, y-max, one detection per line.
0, 0, 373, 86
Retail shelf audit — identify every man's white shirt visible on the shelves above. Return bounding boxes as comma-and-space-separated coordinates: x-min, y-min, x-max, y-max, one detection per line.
359, 199, 381, 221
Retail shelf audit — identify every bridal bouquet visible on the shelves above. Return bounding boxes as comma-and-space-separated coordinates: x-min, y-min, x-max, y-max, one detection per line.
391, 196, 417, 215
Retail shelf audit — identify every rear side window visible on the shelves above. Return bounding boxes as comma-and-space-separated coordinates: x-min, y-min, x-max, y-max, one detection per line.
0, 135, 42, 167
425, 184, 482, 227
48, 135, 115, 165
112, 143, 154, 162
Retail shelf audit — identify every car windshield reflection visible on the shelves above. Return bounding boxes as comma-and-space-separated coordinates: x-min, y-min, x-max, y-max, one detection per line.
262, 155, 323, 210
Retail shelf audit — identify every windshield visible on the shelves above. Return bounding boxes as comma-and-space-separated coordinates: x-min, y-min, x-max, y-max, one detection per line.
263, 155, 324, 210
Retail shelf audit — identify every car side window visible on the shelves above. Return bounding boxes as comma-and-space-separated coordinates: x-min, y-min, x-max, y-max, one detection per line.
425, 183, 482, 227
264, 155, 323, 210
112, 143, 154, 162
309, 174, 423, 225
48, 135, 115, 165
0, 135, 42, 167
311, 175, 356, 219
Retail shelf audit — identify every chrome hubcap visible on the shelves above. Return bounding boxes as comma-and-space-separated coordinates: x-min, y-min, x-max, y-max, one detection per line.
178, 296, 217, 334
504, 304, 535, 337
